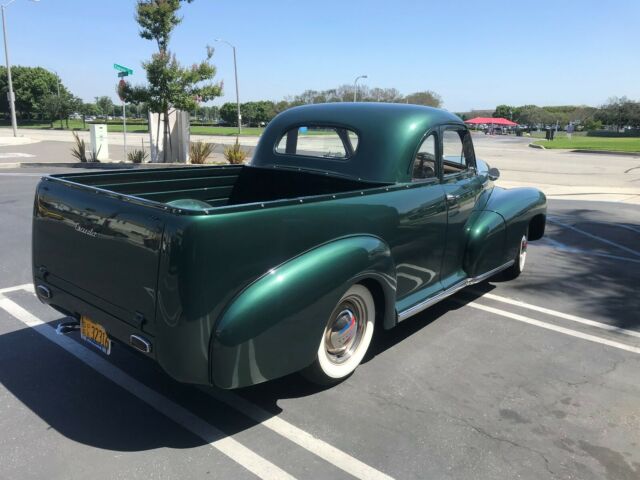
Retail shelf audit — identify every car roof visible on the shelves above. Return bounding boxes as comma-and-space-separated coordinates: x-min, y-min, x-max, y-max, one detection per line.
252, 103, 464, 183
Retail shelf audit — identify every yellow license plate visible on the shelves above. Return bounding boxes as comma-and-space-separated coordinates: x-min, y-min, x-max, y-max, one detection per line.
80, 316, 111, 355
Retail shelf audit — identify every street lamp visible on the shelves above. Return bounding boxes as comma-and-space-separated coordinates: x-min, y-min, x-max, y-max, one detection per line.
1, 0, 39, 137
215, 38, 241, 135
353, 75, 367, 102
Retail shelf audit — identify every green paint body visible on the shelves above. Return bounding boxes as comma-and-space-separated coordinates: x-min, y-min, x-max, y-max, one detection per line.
32, 103, 546, 389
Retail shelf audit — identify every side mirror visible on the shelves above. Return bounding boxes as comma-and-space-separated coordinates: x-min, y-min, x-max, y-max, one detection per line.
488, 167, 500, 181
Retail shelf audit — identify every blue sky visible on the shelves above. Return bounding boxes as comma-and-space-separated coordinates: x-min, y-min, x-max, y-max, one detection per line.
6, 0, 640, 111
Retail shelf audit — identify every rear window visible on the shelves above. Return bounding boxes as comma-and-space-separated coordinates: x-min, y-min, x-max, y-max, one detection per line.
275, 126, 359, 160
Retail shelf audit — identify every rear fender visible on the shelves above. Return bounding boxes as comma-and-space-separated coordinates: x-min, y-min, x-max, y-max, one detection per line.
210, 235, 396, 389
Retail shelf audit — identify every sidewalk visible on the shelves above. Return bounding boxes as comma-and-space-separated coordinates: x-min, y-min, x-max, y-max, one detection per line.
498, 180, 640, 205
0, 127, 261, 147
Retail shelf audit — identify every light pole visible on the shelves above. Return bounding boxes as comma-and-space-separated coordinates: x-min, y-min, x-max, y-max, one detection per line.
353, 75, 367, 102
1, 0, 38, 137
215, 38, 241, 135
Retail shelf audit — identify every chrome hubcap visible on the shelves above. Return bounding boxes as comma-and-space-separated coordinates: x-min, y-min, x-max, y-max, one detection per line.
519, 235, 528, 271
324, 295, 367, 364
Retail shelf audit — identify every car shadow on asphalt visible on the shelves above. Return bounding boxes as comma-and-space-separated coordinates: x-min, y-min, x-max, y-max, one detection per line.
0, 289, 486, 453
237, 291, 484, 404
512, 207, 640, 329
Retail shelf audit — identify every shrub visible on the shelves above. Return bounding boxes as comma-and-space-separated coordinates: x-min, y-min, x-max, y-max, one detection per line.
128, 141, 149, 163
586, 129, 640, 138
70, 131, 87, 162
190, 141, 215, 164
224, 138, 247, 164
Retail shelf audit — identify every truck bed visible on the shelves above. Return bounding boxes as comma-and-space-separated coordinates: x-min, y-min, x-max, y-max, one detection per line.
54, 164, 386, 210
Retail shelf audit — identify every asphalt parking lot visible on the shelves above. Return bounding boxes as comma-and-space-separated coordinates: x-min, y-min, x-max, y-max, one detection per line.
0, 163, 639, 479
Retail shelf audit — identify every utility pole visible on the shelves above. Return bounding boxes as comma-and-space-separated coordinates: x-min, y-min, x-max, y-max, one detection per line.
353, 75, 367, 102
1, 3, 16, 136
215, 39, 241, 134
55, 72, 63, 128
1, 0, 39, 136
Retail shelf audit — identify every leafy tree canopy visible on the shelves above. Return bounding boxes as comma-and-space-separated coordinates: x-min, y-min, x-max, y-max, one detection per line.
0, 66, 73, 119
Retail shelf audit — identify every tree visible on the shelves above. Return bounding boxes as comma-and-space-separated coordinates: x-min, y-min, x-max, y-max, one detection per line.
240, 101, 275, 126
79, 102, 98, 128
120, 0, 222, 162
493, 104, 515, 119
404, 91, 442, 107
219, 102, 238, 125
0, 66, 70, 120
95, 96, 115, 117
595, 97, 640, 130
37, 90, 81, 128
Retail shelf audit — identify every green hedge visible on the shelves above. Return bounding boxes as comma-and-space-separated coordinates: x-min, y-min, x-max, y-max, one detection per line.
87, 119, 148, 125
587, 129, 640, 137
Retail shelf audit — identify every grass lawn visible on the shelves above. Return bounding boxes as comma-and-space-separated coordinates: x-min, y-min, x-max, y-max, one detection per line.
190, 125, 264, 136
532, 136, 640, 153
528, 131, 587, 139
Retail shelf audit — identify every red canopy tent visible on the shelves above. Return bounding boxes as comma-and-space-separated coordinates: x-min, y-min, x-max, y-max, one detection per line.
464, 117, 517, 126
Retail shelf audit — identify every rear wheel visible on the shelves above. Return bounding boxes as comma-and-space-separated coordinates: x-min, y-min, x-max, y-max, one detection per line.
502, 232, 528, 280
302, 284, 375, 385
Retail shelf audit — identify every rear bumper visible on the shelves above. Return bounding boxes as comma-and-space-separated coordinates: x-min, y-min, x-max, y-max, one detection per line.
34, 279, 156, 361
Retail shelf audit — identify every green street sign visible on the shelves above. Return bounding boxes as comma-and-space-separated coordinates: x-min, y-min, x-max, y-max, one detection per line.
113, 63, 133, 75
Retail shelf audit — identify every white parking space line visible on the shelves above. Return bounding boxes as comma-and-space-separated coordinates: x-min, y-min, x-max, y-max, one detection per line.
200, 387, 394, 480
0, 294, 296, 480
461, 300, 640, 355
550, 215, 640, 235
0, 283, 34, 294
538, 237, 640, 264
0, 153, 35, 159
548, 217, 640, 258
475, 292, 640, 340
0, 285, 394, 480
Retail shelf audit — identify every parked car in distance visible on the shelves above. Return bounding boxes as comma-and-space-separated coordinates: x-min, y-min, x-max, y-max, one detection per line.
32, 103, 546, 389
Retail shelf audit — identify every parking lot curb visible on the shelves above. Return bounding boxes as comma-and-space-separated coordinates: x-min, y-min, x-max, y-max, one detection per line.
528, 143, 545, 150
570, 149, 640, 157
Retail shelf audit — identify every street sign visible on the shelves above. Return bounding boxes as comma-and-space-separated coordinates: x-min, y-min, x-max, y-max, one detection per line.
113, 63, 133, 75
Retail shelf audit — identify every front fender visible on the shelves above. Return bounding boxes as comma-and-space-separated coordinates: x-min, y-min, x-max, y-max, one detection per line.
464, 210, 507, 277
485, 186, 547, 261
210, 235, 396, 389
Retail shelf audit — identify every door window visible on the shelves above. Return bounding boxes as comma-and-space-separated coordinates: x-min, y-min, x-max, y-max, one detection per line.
442, 128, 474, 175
411, 133, 437, 180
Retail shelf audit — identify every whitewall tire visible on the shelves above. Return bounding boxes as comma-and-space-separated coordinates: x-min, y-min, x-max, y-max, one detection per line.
302, 284, 375, 385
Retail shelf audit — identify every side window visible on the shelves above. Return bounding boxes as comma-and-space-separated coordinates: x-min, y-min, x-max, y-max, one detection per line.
442, 129, 468, 175
411, 133, 437, 181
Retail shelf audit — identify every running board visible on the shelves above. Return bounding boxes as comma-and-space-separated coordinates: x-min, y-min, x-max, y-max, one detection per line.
397, 260, 514, 321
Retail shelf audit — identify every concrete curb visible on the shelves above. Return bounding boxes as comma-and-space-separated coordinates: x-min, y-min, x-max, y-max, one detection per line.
570, 149, 640, 157
528, 143, 545, 150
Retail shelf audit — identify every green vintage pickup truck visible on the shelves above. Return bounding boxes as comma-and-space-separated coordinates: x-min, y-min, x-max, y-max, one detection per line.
33, 103, 546, 388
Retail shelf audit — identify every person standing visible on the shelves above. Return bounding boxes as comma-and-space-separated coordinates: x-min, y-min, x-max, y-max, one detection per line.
567, 122, 575, 139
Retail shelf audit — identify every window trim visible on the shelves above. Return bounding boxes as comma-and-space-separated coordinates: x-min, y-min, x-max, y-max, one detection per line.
439, 124, 477, 180
273, 124, 361, 161
409, 129, 440, 182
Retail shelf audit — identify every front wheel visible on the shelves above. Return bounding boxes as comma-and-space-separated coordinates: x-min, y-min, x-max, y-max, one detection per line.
502, 232, 528, 280
302, 284, 375, 385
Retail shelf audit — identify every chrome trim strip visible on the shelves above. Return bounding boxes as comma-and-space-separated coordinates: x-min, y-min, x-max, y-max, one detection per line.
397, 260, 515, 321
